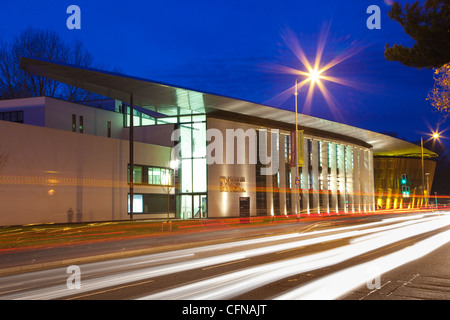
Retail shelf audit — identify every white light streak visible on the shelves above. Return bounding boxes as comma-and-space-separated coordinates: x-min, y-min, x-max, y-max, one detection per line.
2, 213, 448, 300
275, 229, 450, 300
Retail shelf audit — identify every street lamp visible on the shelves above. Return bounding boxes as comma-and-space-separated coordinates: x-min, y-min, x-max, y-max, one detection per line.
420, 132, 439, 208
294, 69, 323, 216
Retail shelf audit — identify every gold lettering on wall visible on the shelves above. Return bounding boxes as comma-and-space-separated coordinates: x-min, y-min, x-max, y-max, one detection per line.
219, 176, 246, 192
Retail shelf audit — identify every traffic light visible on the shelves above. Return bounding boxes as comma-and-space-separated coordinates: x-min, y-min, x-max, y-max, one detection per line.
400, 174, 408, 185
400, 174, 410, 197
402, 185, 410, 197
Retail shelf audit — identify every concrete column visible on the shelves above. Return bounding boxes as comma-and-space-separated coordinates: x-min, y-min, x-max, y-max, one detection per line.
328, 142, 338, 213
368, 149, 375, 211
279, 134, 287, 215
302, 137, 309, 213
311, 139, 319, 214
346, 146, 354, 213
353, 148, 362, 213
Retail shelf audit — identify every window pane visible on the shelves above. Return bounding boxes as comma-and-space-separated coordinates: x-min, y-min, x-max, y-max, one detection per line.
192, 122, 206, 158
181, 159, 192, 192
180, 125, 192, 158
133, 166, 142, 183
157, 117, 177, 124
128, 194, 143, 213
192, 115, 206, 122
193, 158, 206, 192
142, 115, 155, 126
153, 168, 161, 185
148, 167, 154, 184
161, 168, 172, 186
179, 116, 192, 123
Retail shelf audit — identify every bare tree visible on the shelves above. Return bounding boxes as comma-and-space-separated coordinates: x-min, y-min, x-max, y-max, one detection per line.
0, 27, 99, 101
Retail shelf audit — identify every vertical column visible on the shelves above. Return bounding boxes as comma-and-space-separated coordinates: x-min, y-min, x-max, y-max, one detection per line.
279, 134, 287, 215
362, 149, 370, 212
337, 144, 345, 213
368, 149, 375, 212
320, 141, 329, 213
302, 137, 309, 214
263, 130, 274, 215
346, 146, 354, 213
311, 140, 319, 214
353, 148, 362, 213
129, 94, 134, 220
328, 142, 338, 213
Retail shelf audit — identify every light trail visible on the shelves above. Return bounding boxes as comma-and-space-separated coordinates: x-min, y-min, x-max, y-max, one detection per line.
1, 213, 448, 300
274, 229, 450, 300
137, 214, 450, 300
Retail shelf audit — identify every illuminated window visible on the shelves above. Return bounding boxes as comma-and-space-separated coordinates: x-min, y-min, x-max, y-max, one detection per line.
146, 167, 173, 186
134, 166, 142, 183
128, 194, 143, 213
319, 141, 323, 168
152, 167, 161, 185
285, 134, 291, 164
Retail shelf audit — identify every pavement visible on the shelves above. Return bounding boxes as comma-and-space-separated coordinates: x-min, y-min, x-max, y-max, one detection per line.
342, 240, 450, 300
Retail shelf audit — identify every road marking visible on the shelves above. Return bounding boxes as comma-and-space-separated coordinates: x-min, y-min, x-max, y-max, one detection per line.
202, 259, 250, 270
64, 279, 155, 300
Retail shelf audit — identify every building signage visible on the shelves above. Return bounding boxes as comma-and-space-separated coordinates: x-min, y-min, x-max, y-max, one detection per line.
219, 176, 246, 192
290, 130, 304, 167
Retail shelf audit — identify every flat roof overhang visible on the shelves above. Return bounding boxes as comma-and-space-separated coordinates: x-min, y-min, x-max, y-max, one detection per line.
19, 57, 438, 159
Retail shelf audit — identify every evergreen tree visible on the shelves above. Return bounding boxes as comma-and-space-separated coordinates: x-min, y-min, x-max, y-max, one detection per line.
385, 0, 450, 69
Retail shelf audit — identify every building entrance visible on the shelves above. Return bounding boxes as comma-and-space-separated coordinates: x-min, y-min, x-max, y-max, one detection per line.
178, 194, 207, 219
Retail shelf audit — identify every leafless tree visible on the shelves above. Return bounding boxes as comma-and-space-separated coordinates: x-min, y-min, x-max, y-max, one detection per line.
0, 27, 100, 101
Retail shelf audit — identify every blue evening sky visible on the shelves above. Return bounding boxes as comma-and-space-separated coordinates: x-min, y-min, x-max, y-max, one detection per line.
0, 0, 445, 144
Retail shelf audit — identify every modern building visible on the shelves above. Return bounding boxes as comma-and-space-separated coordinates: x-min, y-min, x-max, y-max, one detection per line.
0, 57, 437, 226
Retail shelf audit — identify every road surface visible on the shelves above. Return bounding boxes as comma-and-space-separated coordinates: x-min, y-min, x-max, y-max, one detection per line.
1, 211, 449, 301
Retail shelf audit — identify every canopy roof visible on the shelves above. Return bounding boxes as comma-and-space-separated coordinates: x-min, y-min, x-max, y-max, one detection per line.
20, 57, 437, 159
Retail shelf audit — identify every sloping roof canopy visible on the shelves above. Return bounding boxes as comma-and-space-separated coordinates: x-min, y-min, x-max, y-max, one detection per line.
20, 57, 437, 159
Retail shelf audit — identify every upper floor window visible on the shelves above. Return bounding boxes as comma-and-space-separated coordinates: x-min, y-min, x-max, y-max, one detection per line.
128, 164, 173, 186
0, 110, 24, 124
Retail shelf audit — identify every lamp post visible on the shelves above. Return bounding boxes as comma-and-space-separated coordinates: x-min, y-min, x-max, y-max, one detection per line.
425, 172, 430, 208
294, 77, 300, 217
294, 69, 321, 217
420, 132, 439, 208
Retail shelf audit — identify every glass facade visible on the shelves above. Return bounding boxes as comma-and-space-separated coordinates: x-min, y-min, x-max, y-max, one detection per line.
123, 104, 374, 218
125, 105, 207, 219
178, 118, 207, 219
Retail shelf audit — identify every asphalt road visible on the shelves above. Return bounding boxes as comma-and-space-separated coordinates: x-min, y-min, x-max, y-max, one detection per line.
1, 211, 449, 301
